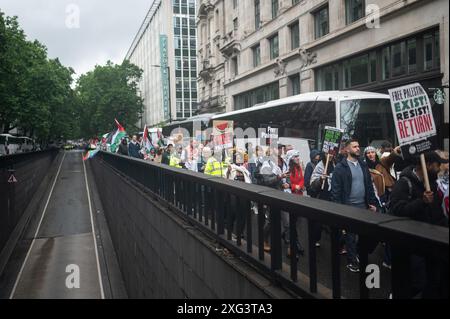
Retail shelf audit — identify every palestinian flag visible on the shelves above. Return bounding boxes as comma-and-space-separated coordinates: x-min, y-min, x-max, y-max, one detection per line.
83, 150, 99, 161
110, 119, 127, 153
142, 125, 154, 154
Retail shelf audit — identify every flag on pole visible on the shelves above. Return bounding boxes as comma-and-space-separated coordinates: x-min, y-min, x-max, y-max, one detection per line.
142, 125, 154, 154
110, 119, 127, 153
83, 150, 99, 161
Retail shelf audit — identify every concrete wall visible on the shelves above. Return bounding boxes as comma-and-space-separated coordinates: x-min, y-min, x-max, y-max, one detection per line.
0, 151, 58, 274
91, 158, 292, 299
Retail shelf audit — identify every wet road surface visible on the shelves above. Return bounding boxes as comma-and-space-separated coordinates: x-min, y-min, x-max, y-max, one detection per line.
9, 151, 104, 299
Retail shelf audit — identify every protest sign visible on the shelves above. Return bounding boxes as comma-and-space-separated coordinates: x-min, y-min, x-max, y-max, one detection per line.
388, 83, 437, 157
389, 83, 437, 191
322, 126, 344, 156
321, 127, 344, 190
213, 121, 233, 150
259, 125, 279, 147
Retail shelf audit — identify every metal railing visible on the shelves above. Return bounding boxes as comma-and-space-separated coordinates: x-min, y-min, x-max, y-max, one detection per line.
95, 151, 449, 299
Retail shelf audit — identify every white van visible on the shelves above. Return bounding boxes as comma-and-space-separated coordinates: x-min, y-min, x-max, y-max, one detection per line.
0, 134, 21, 155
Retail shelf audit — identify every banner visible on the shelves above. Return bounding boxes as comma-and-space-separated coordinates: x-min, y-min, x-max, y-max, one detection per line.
160, 34, 170, 121
322, 126, 344, 156
213, 121, 233, 150
388, 83, 437, 157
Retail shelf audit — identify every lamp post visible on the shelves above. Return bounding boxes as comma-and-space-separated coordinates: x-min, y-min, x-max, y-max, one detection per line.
151, 64, 172, 124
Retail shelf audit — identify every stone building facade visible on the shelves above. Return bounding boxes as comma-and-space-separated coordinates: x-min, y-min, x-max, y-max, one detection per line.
197, 0, 449, 149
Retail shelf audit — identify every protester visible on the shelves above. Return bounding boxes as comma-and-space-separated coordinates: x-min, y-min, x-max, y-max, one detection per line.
364, 145, 401, 210
154, 147, 163, 164
117, 138, 129, 156
305, 150, 321, 196
161, 144, 173, 165
284, 150, 306, 257
204, 147, 228, 177
389, 151, 449, 298
181, 140, 199, 172
309, 152, 338, 247
331, 139, 379, 273
128, 135, 142, 159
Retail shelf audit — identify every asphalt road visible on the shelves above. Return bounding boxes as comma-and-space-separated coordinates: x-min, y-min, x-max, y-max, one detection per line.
8, 151, 104, 299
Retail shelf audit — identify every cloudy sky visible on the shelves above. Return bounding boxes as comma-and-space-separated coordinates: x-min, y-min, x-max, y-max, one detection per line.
0, 0, 153, 76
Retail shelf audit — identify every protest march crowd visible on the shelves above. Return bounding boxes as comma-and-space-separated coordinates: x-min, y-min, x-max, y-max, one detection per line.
84, 116, 449, 299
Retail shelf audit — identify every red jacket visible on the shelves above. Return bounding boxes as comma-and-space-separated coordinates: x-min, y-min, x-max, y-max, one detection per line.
290, 166, 304, 195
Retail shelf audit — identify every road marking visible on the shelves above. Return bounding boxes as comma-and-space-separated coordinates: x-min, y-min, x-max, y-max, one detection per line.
82, 156, 105, 299
9, 152, 67, 299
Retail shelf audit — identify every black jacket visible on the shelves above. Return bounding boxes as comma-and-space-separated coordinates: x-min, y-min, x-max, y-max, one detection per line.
389, 166, 448, 227
331, 157, 379, 208
118, 143, 128, 156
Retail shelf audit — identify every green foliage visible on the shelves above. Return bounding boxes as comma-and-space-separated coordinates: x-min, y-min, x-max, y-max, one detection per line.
0, 11, 76, 141
0, 10, 143, 142
76, 60, 144, 137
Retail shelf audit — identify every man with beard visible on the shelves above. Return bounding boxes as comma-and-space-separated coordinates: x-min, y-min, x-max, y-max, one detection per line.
331, 139, 379, 272
389, 151, 448, 298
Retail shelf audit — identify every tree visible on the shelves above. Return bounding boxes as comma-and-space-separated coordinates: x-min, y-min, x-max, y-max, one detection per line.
0, 10, 77, 142
76, 60, 144, 137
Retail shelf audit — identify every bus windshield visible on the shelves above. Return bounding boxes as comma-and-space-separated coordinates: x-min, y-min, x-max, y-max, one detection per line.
340, 98, 396, 148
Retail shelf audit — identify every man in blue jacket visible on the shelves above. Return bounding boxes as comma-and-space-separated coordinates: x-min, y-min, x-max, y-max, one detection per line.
128, 135, 142, 159
331, 139, 379, 272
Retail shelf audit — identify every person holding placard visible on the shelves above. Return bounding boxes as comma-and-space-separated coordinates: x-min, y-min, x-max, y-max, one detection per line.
389, 151, 448, 298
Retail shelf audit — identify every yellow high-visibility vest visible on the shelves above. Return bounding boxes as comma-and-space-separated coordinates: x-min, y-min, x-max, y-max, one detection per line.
204, 157, 227, 177
170, 155, 182, 168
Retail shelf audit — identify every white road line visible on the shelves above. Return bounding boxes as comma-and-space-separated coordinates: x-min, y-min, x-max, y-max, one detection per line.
82, 156, 105, 299
9, 152, 67, 299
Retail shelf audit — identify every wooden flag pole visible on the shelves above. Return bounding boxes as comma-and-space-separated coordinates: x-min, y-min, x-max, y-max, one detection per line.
321, 153, 331, 190
420, 153, 431, 192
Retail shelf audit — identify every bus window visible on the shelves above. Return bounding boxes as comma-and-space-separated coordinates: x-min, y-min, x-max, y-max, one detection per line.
340, 98, 395, 148
282, 101, 336, 149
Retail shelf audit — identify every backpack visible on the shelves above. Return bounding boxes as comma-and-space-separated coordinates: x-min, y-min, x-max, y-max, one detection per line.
385, 176, 413, 213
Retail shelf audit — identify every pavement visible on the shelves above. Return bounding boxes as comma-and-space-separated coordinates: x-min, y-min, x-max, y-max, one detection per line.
0, 151, 126, 299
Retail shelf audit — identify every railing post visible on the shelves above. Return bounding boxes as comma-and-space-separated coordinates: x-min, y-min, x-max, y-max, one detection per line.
330, 227, 342, 299
270, 207, 282, 271
257, 202, 265, 261
290, 212, 298, 282
358, 235, 370, 299
308, 219, 318, 294
391, 243, 412, 299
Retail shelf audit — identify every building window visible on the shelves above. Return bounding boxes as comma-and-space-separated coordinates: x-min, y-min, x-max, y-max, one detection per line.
269, 34, 279, 60
234, 82, 280, 110
315, 28, 441, 91
424, 30, 440, 71
314, 5, 329, 39
290, 22, 300, 50
345, 0, 365, 25
292, 0, 300, 5
408, 39, 417, 74
255, 0, 261, 30
289, 74, 300, 95
391, 41, 406, 77
343, 54, 369, 88
272, 0, 279, 19
233, 0, 238, 9
253, 44, 261, 67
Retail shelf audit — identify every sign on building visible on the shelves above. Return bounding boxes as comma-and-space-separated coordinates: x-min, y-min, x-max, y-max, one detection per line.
160, 34, 170, 121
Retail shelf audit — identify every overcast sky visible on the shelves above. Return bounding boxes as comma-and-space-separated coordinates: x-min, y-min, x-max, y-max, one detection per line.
0, 0, 153, 77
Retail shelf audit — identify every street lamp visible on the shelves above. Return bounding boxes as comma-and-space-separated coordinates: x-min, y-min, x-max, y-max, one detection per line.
151, 64, 173, 124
